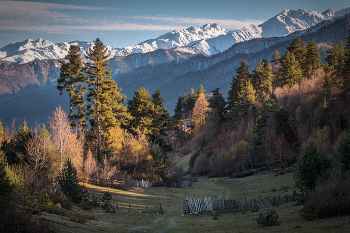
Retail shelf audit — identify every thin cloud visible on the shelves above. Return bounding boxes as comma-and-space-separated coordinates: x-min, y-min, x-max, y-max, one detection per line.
0, 0, 112, 12
0, 22, 182, 34
129, 16, 265, 29
0, 1, 265, 34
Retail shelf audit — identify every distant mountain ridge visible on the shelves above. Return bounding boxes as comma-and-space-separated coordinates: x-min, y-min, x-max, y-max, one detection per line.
1, 7, 349, 65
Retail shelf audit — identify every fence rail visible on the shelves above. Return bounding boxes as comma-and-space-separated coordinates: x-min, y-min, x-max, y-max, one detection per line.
183, 192, 297, 214
126, 177, 198, 188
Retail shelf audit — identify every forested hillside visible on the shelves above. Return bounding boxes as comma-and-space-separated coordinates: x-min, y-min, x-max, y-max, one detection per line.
1, 26, 350, 230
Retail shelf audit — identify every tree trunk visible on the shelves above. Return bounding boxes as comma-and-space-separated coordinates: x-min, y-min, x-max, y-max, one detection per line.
96, 109, 101, 163
69, 92, 73, 125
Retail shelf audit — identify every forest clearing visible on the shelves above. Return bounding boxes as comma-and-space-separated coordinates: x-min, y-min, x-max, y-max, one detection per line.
29, 169, 350, 233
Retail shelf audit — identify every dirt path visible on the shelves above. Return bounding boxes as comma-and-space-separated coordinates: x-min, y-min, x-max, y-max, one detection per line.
157, 211, 182, 233
128, 210, 182, 233
206, 178, 230, 199
129, 210, 170, 232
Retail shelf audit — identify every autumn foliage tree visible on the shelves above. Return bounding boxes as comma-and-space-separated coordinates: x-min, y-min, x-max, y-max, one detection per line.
192, 93, 209, 135
50, 106, 83, 179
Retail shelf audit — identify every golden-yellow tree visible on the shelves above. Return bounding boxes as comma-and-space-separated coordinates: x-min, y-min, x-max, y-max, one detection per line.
50, 106, 84, 179
192, 93, 209, 135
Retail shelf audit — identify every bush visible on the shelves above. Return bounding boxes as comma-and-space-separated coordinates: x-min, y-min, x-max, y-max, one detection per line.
42, 192, 53, 206
78, 194, 100, 211
101, 191, 116, 213
256, 209, 281, 227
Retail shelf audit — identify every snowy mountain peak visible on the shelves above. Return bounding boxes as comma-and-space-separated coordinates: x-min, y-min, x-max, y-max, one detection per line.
1, 6, 350, 64
322, 8, 335, 17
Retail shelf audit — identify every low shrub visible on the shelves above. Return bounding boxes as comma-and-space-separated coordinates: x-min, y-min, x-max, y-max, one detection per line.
100, 191, 116, 213
256, 209, 281, 227
42, 192, 53, 206
37, 204, 94, 223
78, 194, 100, 211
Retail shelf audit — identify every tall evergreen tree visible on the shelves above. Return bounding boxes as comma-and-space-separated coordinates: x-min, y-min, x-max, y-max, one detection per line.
227, 60, 252, 111
231, 81, 256, 122
151, 89, 169, 140
278, 51, 303, 87
271, 50, 281, 67
58, 45, 87, 127
208, 88, 227, 123
305, 39, 322, 78
252, 59, 275, 100
127, 87, 155, 138
286, 36, 307, 74
85, 38, 128, 162
171, 94, 188, 143
227, 76, 238, 111
325, 41, 345, 72
185, 88, 196, 120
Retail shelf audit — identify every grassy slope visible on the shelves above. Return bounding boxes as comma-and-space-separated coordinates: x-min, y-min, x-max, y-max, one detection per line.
36, 170, 350, 233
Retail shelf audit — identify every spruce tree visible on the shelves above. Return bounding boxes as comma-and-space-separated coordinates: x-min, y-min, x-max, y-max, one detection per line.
286, 36, 307, 74
231, 81, 256, 122
58, 157, 86, 203
127, 87, 155, 138
58, 45, 87, 127
252, 59, 274, 100
305, 39, 322, 78
227, 75, 238, 111
227, 60, 252, 112
271, 50, 281, 67
325, 41, 345, 73
85, 38, 128, 162
271, 50, 281, 88
279, 51, 302, 87
171, 94, 188, 142
185, 88, 196, 120
208, 88, 227, 122
151, 89, 169, 140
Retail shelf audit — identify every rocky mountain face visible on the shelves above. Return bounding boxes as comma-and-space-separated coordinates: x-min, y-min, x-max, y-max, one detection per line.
0, 8, 349, 128
0, 59, 59, 95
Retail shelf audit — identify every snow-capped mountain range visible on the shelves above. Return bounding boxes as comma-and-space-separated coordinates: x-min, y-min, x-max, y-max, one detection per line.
1, 7, 349, 65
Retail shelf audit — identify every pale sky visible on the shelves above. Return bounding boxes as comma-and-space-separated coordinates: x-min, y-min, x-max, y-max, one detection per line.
0, 0, 349, 48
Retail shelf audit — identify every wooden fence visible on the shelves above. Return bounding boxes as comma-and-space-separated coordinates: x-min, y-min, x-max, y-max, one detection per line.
126, 177, 198, 188
183, 192, 298, 214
